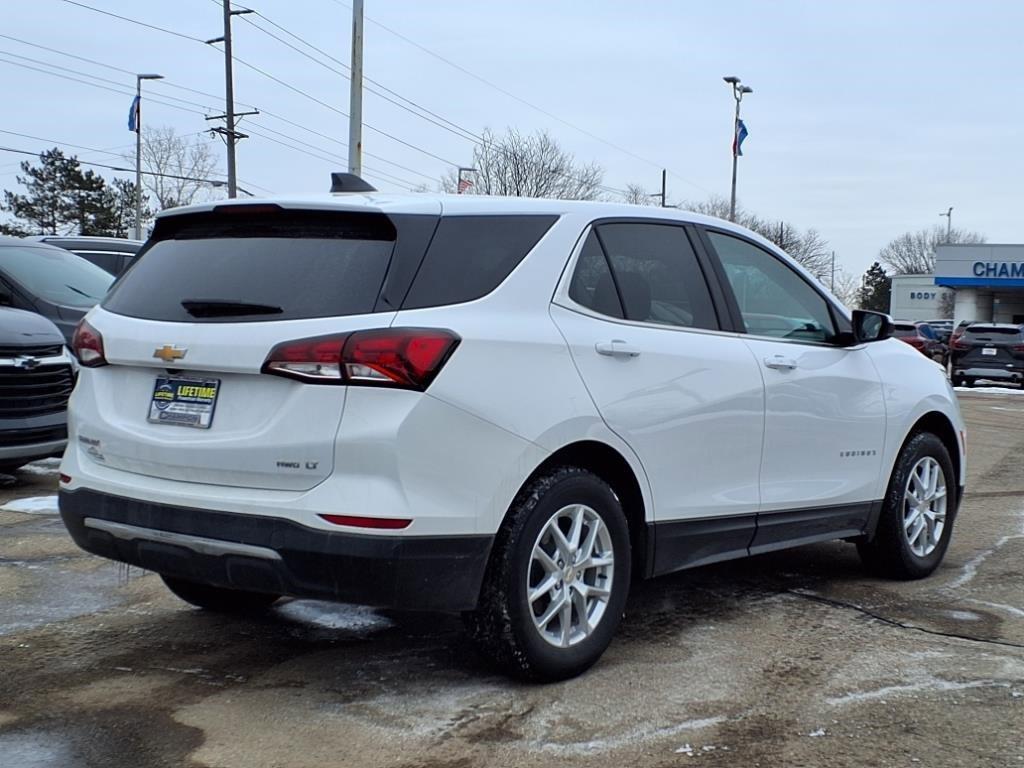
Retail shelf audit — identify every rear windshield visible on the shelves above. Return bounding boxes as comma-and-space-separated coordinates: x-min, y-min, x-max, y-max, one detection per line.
893, 324, 918, 337
0, 245, 114, 308
102, 211, 398, 322
966, 326, 1022, 338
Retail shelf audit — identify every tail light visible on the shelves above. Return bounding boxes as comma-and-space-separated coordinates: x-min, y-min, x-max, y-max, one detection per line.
262, 328, 460, 390
1012, 344, 1024, 353
951, 339, 969, 351
71, 319, 107, 367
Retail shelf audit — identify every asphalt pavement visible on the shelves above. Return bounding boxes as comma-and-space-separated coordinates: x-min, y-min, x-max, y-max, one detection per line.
1, 394, 1022, 767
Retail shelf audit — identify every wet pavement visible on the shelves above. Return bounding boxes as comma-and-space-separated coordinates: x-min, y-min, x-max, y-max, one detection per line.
1, 397, 1022, 767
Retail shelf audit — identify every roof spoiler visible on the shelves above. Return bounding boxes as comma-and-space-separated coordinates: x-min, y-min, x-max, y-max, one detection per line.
330, 173, 376, 193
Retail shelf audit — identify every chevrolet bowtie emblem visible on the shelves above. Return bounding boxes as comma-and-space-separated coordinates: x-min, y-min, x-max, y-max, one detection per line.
153, 345, 187, 363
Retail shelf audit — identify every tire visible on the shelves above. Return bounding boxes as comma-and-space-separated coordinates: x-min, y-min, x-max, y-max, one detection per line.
464, 466, 631, 682
951, 376, 965, 388
858, 432, 957, 580
160, 575, 280, 613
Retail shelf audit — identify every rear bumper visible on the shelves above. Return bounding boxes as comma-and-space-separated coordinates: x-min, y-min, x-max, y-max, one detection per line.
955, 366, 1024, 380
59, 488, 493, 612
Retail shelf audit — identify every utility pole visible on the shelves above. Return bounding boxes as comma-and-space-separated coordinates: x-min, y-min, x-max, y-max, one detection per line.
206, 2, 255, 198
660, 169, 667, 207
348, 0, 364, 176
831, 250, 836, 291
940, 206, 953, 242
133, 73, 162, 240
723, 76, 753, 222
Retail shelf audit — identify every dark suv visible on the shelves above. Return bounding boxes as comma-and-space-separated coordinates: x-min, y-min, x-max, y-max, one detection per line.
0, 237, 114, 342
0, 307, 75, 472
27, 235, 144, 276
950, 323, 1024, 387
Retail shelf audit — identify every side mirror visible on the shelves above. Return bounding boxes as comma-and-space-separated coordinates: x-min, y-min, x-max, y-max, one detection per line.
852, 309, 893, 343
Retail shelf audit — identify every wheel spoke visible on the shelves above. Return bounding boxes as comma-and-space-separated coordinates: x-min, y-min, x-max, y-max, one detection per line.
578, 517, 601, 563
567, 505, 586, 550
559, 598, 573, 647
529, 574, 559, 604
536, 593, 566, 630
571, 587, 591, 636
579, 582, 611, 602
533, 546, 559, 575
550, 525, 573, 563
904, 506, 923, 533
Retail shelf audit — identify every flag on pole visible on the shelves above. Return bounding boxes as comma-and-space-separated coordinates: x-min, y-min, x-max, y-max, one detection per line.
733, 119, 748, 157
457, 177, 473, 194
128, 95, 140, 133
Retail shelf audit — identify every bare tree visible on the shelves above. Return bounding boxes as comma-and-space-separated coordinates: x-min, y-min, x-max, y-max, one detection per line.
623, 183, 657, 206
131, 127, 222, 211
878, 225, 986, 275
938, 290, 956, 319
442, 128, 604, 200
830, 268, 861, 308
681, 195, 833, 279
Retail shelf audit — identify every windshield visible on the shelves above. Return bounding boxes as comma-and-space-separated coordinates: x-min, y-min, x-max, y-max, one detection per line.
0, 245, 114, 308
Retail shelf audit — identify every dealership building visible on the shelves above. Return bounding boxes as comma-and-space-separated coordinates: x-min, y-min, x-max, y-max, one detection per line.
889, 244, 1024, 324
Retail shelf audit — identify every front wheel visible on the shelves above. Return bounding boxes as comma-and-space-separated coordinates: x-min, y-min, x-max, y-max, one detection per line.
858, 432, 957, 579
161, 575, 280, 613
465, 467, 631, 681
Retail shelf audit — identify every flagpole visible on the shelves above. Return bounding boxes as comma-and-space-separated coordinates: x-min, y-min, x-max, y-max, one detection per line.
134, 73, 162, 240
723, 76, 752, 223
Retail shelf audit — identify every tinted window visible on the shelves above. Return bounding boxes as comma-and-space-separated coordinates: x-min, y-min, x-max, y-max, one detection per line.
707, 232, 836, 343
74, 250, 122, 275
103, 211, 398, 323
892, 325, 918, 338
568, 231, 623, 318
0, 245, 114, 308
595, 223, 717, 329
917, 324, 937, 340
965, 326, 1022, 338
402, 215, 556, 309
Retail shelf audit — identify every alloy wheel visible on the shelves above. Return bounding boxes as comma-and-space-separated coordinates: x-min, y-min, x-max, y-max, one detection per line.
527, 504, 615, 648
902, 456, 948, 557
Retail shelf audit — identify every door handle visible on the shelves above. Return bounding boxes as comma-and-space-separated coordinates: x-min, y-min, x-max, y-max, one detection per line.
764, 355, 797, 371
596, 340, 641, 358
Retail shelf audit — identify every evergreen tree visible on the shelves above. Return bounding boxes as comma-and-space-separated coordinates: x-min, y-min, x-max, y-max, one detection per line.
857, 262, 892, 313
2, 148, 79, 234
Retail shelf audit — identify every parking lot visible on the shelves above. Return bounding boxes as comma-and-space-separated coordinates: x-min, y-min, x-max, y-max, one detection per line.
0, 392, 1021, 768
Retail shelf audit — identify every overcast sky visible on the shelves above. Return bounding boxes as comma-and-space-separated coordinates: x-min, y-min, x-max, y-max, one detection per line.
3, 0, 1023, 276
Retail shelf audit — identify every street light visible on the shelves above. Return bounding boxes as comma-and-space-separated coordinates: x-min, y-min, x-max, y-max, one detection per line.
723, 75, 753, 222
134, 73, 163, 240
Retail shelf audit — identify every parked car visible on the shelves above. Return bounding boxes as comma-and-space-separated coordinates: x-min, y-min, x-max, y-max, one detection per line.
923, 318, 954, 344
0, 306, 75, 472
916, 322, 949, 365
27, 235, 144, 276
892, 321, 947, 364
950, 323, 1024, 387
950, 319, 975, 346
59, 187, 966, 681
0, 237, 115, 343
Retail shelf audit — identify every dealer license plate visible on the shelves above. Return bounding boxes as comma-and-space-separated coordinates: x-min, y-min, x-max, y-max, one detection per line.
148, 377, 221, 429
982, 347, 998, 356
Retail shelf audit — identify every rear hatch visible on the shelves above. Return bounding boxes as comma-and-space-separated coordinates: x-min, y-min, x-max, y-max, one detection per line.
77, 204, 439, 491
955, 325, 1024, 369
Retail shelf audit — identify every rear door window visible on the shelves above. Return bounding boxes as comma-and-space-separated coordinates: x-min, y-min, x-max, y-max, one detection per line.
590, 223, 718, 329
401, 215, 556, 309
568, 231, 624, 319
102, 210, 401, 323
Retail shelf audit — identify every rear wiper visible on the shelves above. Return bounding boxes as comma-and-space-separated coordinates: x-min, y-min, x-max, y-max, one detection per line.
181, 299, 283, 317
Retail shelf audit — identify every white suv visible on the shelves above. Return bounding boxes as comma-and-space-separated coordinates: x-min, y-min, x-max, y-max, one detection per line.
60, 183, 966, 680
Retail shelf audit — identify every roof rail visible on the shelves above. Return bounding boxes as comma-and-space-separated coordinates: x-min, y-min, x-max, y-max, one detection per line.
330, 173, 377, 193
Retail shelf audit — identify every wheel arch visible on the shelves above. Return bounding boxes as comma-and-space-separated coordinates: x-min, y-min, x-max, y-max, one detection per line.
508, 440, 652, 579
908, 410, 962, 492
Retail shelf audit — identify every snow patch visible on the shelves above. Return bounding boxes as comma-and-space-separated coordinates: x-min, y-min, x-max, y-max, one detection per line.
946, 504, 1024, 590
273, 600, 394, 633
808, 728, 827, 737
969, 599, 1024, 619
955, 385, 1024, 395
18, 459, 62, 477
828, 677, 1010, 706
0, 495, 59, 515
537, 716, 726, 755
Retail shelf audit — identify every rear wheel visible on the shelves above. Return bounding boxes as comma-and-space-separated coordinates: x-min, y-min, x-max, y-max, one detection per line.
160, 575, 280, 613
858, 432, 957, 579
465, 467, 631, 681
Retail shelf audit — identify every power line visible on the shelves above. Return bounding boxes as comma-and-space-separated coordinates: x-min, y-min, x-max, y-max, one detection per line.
0, 31, 437, 183
328, 0, 711, 195
61, 0, 205, 43
0, 56, 207, 116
